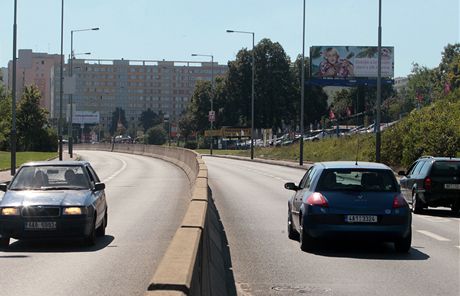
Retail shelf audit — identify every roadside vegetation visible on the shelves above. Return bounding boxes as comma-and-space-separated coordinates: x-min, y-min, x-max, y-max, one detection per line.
0, 151, 57, 170
194, 43, 460, 169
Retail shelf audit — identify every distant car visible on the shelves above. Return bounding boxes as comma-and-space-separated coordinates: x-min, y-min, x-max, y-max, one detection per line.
304, 130, 330, 141
399, 156, 460, 213
0, 161, 108, 249
285, 161, 411, 252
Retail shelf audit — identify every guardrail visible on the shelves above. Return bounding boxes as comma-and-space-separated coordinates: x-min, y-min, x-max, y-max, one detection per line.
76, 143, 234, 296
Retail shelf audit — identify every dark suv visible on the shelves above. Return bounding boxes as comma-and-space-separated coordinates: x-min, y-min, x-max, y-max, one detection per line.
399, 156, 460, 213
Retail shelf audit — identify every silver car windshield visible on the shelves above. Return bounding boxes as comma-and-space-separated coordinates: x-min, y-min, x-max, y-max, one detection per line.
9, 166, 90, 190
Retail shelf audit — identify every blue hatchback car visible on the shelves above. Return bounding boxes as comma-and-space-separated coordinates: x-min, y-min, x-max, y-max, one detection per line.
285, 161, 411, 252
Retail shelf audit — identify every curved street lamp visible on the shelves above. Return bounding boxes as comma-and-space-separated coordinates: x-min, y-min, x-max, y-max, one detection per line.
226, 29, 255, 160
68, 27, 99, 157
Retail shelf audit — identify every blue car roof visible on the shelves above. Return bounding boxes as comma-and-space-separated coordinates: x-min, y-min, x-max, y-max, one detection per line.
317, 161, 392, 170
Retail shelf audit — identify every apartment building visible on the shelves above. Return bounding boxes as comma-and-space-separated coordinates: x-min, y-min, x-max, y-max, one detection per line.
8, 49, 61, 111
52, 58, 227, 137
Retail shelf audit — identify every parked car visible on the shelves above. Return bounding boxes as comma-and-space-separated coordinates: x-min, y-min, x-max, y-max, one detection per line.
399, 156, 460, 213
0, 161, 108, 249
285, 161, 411, 252
304, 130, 329, 141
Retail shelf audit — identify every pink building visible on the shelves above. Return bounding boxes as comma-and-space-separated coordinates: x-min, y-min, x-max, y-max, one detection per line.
8, 49, 61, 116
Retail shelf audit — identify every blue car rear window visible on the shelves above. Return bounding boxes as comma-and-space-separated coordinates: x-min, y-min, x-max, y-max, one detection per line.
316, 169, 397, 192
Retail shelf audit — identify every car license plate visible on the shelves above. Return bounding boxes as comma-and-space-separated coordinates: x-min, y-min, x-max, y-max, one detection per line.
445, 184, 460, 190
345, 215, 377, 223
25, 221, 57, 230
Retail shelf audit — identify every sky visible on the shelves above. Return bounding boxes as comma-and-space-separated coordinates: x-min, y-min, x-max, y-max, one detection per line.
0, 0, 459, 78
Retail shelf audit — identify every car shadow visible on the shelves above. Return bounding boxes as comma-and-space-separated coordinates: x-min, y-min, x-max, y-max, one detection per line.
305, 238, 430, 260
3, 235, 115, 253
416, 208, 460, 218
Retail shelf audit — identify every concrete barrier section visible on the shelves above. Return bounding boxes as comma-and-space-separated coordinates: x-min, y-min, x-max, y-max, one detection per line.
75, 144, 235, 295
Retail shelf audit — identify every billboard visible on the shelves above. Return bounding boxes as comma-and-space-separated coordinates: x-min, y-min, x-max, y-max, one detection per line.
310, 46, 394, 79
73, 111, 100, 124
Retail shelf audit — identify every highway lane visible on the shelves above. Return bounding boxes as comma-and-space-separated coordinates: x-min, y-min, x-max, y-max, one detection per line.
0, 150, 190, 296
204, 156, 460, 296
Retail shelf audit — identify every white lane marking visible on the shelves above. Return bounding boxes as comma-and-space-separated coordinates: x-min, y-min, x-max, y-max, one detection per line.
456, 246, 460, 249
102, 159, 127, 183
417, 215, 452, 223
416, 230, 451, 242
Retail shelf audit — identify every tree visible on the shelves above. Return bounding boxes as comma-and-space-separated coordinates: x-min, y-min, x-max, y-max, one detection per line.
109, 107, 127, 135
0, 85, 12, 150
139, 108, 162, 132
253, 38, 295, 130
291, 55, 328, 128
178, 111, 196, 143
16, 86, 55, 151
145, 125, 167, 145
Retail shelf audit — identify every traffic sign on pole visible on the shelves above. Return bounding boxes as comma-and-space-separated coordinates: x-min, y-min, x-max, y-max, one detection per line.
208, 110, 215, 122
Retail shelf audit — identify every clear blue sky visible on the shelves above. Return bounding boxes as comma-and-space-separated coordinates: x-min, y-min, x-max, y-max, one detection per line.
1, 0, 459, 77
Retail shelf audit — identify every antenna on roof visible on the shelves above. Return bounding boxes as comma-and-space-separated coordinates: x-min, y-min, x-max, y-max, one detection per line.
355, 136, 359, 166
355, 88, 359, 166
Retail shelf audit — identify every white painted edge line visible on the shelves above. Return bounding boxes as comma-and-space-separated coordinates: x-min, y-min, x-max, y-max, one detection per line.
416, 230, 451, 242
102, 159, 128, 183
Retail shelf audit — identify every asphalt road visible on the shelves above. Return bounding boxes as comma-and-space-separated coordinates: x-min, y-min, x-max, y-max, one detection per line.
0, 150, 190, 296
204, 156, 460, 296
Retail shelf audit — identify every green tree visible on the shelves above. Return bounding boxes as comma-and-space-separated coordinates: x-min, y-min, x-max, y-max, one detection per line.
145, 125, 167, 145
0, 85, 12, 150
252, 38, 295, 130
110, 107, 127, 135
178, 111, 196, 143
139, 108, 162, 132
291, 55, 328, 127
16, 86, 55, 151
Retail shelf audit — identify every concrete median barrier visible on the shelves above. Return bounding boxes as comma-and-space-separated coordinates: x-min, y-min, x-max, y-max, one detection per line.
75, 144, 235, 295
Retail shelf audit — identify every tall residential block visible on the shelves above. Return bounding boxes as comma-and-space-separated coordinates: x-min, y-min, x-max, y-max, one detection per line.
8, 49, 61, 112
52, 58, 227, 138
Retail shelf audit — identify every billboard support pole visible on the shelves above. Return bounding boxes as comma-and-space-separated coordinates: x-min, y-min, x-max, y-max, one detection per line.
299, 0, 306, 166
376, 0, 382, 163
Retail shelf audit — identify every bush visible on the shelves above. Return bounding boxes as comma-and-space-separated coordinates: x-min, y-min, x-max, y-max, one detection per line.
381, 90, 460, 167
184, 142, 198, 149
145, 125, 167, 145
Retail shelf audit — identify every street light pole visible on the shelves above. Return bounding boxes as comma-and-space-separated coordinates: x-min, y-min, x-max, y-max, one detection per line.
191, 53, 214, 155
299, 0, 306, 166
69, 27, 99, 158
58, 0, 64, 161
11, 0, 17, 176
376, 0, 382, 162
226, 29, 255, 160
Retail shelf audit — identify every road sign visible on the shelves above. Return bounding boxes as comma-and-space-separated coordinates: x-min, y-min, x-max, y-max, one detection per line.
208, 110, 215, 122
204, 129, 222, 137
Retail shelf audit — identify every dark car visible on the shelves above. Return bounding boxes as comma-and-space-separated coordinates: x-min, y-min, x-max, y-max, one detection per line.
399, 156, 460, 214
285, 161, 411, 252
0, 161, 108, 249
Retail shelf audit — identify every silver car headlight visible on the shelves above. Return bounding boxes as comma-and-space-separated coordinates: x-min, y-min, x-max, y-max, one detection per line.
62, 207, 87, 215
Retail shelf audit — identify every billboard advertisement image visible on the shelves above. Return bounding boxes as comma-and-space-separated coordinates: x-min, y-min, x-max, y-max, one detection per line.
310, 46, 394, 79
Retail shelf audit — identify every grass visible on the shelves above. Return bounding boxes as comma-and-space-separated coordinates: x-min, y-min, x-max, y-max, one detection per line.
196, 134, 375, 163
0, 151, 58, 170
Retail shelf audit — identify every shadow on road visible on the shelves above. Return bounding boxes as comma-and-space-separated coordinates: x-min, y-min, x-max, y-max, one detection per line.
305, 238, 430, 260
3, 235, 115, 253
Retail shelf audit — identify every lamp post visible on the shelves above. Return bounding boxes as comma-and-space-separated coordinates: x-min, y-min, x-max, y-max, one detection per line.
58, 0, 64, 161
10, 0, 17, 175
191, 53, 214, 155
69, 27, 99, 157
299, 0, 306, 166
375, 0, 382, 163
226, 29, 255, 160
